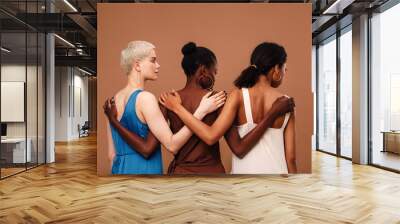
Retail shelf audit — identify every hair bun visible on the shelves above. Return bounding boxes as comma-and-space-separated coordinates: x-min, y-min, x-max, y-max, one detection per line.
182, 42, 197, 55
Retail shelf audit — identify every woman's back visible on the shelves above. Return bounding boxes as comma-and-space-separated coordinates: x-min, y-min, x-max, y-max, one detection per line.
232, 87, 290, 174
111, 89, 162, 174
235, 85, 286, 127
167, 88, 225, 174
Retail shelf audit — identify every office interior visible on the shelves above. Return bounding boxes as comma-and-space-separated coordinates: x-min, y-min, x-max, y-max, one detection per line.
1, 0, 397, 179
0, 0, 97, 179
0, 0, 399, 222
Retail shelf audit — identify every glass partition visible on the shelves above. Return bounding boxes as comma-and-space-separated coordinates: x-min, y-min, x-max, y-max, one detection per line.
370, 3, 400, 171
317, 35, 337, 155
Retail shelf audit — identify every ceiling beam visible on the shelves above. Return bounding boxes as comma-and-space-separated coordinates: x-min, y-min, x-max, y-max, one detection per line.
67, 13, 97, 41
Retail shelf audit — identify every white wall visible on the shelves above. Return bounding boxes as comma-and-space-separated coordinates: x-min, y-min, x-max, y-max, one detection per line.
1, 65, 40, 138
55, 66, 69, 141
1, 65, 26, 140
70, 72, 89, 139
55, 67, 89, 141
1, 64, 46, 164
312, 45, 316, 151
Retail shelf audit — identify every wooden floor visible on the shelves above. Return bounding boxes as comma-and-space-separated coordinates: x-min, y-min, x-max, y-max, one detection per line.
1, 163, 45, 178
372, 150, 400, 171
1, 167, 26, 178
1, 135, 400, 223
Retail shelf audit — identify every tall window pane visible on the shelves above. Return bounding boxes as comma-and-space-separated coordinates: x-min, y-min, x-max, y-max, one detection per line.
38, 32, 45, 165
340, 28, 352, 158
371, 3, 400, 171
318, 36, 337, 154
27, 30, 38, 169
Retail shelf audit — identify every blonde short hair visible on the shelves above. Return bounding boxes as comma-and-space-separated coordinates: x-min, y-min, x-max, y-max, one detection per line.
120, 41, 155, 75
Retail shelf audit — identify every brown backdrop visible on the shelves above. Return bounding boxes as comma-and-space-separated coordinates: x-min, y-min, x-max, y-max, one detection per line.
97, 3, 312, 176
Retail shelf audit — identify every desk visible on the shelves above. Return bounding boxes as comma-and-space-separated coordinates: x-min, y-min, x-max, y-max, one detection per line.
381, 131, 400, 154
1, 138, 31, 163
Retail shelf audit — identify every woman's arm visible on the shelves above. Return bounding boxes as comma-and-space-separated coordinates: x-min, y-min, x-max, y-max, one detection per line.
105, 99, 205, 157
223, 96, 295, 158
104, 102, 159, 158
104, 99, 158, 158
106, 122, 116, 172
284, 111, 297, 173
104, 91, 224, 156
138, 91, 225, 154
160, 90, 295, 147
160, 90, 242, 145
224, 99, 292, 158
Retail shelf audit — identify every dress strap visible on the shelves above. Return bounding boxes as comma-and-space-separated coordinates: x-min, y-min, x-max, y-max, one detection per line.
241, 88, 254, 124
125, 89, 142, 114
119, 89, 143, 123
281, 113, 291, 129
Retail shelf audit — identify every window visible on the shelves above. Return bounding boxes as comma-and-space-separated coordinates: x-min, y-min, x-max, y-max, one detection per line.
370, 2, 400, 171
0, 1, 47, 179
317, 35, 337, 154
339, 28, 352, 158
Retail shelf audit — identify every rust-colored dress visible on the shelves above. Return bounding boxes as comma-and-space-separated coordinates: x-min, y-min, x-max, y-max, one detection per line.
166, 89, 226, 174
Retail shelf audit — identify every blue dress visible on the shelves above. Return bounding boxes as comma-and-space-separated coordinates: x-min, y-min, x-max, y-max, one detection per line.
110, 89, 162, 174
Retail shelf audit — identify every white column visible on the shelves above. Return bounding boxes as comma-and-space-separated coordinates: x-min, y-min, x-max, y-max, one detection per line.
312, 45, 317, 151
352, 14, 369, 164
46, 32, 55, 163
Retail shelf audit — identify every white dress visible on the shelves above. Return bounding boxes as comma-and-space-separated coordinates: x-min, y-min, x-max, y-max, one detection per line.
231, 88, 290, 174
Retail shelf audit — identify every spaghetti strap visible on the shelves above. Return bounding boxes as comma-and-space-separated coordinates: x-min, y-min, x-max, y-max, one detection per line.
241, 88, 254, 124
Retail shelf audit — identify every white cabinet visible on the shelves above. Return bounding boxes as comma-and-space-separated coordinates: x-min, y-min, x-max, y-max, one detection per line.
1, 138, 32, 163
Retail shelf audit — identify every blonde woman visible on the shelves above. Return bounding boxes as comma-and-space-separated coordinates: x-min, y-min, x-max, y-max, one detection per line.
106, 41, 225, 174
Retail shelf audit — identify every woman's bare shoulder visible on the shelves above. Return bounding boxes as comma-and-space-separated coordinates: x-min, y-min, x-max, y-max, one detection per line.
136, 90, 157, 105
226, 87, 241, 97
224, 87, 242, 104
269, 88, 290, 99
138, 90, 155, 98
135, 91, 160, 120
113, 89, 126, 105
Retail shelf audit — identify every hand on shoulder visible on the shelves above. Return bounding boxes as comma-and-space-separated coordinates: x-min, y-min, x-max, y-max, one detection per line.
270, 95, 295, 118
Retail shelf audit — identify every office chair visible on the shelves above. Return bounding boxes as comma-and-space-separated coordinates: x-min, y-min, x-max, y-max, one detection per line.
78, 121, 90, 138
